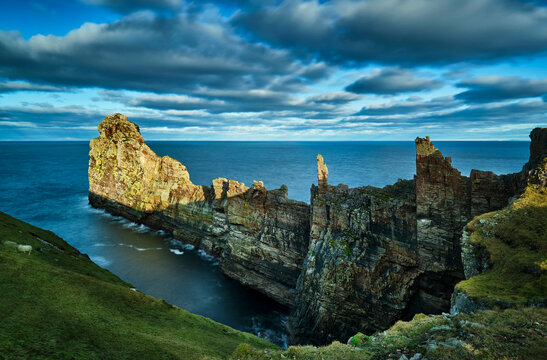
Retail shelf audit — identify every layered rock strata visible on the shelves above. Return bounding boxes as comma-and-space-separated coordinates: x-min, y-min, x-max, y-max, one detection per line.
89, 114, 310, 306
89, 114, 545, 345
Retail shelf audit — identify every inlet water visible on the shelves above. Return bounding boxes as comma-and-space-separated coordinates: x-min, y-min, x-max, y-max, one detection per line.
0, 140, 529, 347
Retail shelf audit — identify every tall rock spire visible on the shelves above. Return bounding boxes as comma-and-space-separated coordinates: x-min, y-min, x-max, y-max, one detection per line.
317, 154, 328, 191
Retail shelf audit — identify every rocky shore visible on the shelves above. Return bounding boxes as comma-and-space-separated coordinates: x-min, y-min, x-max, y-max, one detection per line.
89, 113, 546, 345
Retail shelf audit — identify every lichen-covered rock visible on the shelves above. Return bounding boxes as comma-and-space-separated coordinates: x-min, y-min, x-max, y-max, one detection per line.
317, 154, 328, 192
459, 228, 490, 280
89, 114, 309, 306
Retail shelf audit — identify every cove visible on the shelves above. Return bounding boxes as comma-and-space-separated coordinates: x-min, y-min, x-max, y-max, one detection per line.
0, 141, 288, 347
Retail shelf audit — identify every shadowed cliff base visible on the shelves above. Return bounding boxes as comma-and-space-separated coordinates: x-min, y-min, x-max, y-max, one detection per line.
88, 113, 546, 345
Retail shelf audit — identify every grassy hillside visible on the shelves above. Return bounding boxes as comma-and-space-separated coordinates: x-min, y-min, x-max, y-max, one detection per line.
0, 211, 277, 360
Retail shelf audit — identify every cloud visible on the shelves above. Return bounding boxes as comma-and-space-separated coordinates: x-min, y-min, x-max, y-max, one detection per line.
354, 96, 457, 116
81, 0, 182, 13
233, 0, 547, 65
0, 11, 322, 96
455, 76, 547, 103
0, 80, 70, 93
307, 92, 360, 104
345, 67, 442, 94
100, 89, 353, 114
346, 98, 547, 127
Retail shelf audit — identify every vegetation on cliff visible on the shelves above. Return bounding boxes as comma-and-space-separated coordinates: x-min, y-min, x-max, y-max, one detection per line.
456, 181, 546, 307
0, 211, 277, 359
233, 308, 547, 360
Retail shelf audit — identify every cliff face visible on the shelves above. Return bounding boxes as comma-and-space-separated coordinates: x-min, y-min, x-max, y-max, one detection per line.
286, 134, 542, 345
89, 114, 310, 306
89, 114, 545, 345
287, 177, 419, 344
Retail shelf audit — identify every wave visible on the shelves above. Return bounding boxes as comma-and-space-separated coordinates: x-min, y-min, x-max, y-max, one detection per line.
197, 249, 219, 265
90, 255, 112, 267
169, 248, 184, 255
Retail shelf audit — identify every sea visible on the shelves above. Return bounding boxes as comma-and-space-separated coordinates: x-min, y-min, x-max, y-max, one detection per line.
0, 140, 530, 347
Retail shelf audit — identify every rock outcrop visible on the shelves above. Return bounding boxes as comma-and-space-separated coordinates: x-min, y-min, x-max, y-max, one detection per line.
89, 114, 546, 345
89, 114, 310, 306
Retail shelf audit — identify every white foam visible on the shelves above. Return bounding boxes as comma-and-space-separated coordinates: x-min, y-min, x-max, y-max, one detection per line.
167, 238, 195, 250
115, 243, 163, 251
169, 249, 184, 255
197, 249, 217, 263
90, 255, 111, 267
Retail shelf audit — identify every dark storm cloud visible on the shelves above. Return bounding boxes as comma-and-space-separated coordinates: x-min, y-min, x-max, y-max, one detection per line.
354, 96, 457, 116
233, 0, 547, 65
0, 11, 321, 95
82, 0, 182, 13
345, 67, 442, 94
455, 76, 547, 103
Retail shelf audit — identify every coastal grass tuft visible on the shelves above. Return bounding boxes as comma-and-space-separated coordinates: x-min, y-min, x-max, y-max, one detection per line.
455, 184, 547, 305
0, 211, 277, 360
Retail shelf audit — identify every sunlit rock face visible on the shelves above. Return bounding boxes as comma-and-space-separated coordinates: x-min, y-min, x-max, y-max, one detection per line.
89, 113, 310, 306
89, 113, 545, 345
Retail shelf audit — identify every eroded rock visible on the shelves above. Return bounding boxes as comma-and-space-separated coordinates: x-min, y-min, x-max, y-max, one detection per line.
89, 113, 310, 306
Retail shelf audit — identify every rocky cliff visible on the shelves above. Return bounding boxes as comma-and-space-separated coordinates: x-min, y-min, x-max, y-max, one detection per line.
88, 114, 546, 345
89, 114, 310, 306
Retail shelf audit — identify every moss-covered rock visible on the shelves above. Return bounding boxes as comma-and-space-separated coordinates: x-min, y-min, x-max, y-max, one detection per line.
453, 183, 547, 311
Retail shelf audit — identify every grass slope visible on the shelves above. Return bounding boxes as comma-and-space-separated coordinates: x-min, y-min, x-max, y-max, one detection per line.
0, 211, 277, 360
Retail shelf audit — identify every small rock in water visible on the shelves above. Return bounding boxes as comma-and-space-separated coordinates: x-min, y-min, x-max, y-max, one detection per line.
410, 354, 423, 360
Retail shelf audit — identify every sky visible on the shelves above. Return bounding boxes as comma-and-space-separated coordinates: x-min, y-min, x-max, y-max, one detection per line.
0, 0, 546, 141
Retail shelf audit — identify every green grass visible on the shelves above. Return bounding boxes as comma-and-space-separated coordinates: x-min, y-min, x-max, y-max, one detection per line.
0, 211, 277, 360
455, 184, 547, 305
